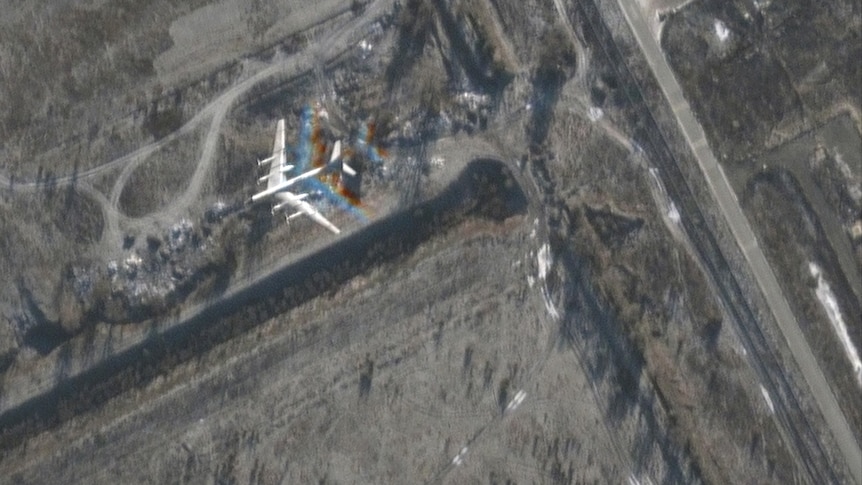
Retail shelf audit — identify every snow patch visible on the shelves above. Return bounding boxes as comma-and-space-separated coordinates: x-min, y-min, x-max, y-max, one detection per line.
456, 92, 490, 110
760, 384, 775, 414
542, 287, 560, 320
753, 0, 771, 10
667, 201, 681, 224
536, 243, 560, 320
648, 167, 666, 196
834, 151, 862, 203
123, 253, 143, 276
714, 20, 729, 41
537, 243, 551, 281
168, 219, 195, 252
357, 39, 373, 60
809, 262, 862, 387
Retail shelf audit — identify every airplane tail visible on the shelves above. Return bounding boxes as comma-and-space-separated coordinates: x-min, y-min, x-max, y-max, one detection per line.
328, 140, 342, 166
342, 161, 357, 177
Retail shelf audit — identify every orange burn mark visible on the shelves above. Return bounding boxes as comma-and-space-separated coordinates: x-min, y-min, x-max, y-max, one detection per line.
309, 107, 327, 167
316, 168, 345, 195
318, 170, 339, 187
365, 121, 376, 143
312, 140, 327, 168
337, 185, 362, 207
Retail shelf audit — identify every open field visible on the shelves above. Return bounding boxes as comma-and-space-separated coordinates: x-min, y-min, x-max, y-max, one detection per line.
0, 0, 859, 483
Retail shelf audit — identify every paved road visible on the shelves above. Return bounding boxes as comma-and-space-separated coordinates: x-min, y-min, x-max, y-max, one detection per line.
614, 1, 862, 482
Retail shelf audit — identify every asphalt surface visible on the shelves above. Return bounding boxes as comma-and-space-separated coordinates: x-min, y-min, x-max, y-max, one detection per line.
613, 1, 862, 482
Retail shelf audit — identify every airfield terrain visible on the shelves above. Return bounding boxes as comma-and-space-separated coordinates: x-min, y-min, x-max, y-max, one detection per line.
0, 0, 860, 483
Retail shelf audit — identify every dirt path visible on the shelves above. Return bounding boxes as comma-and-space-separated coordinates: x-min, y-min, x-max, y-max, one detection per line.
552, 0, 590, 83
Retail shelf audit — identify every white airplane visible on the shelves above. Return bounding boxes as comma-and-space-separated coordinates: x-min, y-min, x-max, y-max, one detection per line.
250, 119, 341, 234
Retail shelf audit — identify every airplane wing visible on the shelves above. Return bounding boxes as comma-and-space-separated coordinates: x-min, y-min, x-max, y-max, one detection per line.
253, 119, 301, 201
267, 119, 287, 190
254, 119, 288, 185
274, 192, 340, 234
